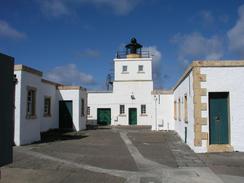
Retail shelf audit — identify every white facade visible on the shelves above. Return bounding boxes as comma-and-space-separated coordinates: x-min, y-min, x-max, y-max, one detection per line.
12, 49, 244, 153
172, 61, 244, 153
14, 65, 87, 146
201, 67, 244, 152
88, 57, 157, 127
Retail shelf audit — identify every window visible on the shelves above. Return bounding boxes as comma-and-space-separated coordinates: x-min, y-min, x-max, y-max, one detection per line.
178, 98, 181, 121
81, 99, 85, 116
122, 65, 127, 72
26, 87, 36, 118
141, 105, 146, 114
184, 95, 188, 122
120, 105, 125, 114
87, 106, 90, 116
44, 97, 51, 116
138, 65, 143, 72
174, 101, 177, 120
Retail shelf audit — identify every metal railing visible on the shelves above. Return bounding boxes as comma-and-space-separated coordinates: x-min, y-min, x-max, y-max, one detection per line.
116, 50, 151, 59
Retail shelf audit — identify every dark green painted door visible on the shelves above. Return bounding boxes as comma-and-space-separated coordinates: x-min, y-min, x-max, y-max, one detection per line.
97, 108, 111, 125
129, 108, 137, 125
59, 101, 73, 129
209, 92, 229, 144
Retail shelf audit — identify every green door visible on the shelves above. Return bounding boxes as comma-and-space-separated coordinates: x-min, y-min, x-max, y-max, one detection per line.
129, 108, 137, 125
209, 92, 229, 144
97, 108, 111, 125
59, 101, 73, 129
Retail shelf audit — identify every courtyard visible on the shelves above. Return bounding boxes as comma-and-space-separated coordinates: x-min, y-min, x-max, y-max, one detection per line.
1, 126, 244, 183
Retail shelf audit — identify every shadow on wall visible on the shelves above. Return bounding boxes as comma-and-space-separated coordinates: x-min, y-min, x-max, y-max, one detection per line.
37, 129, 88, 143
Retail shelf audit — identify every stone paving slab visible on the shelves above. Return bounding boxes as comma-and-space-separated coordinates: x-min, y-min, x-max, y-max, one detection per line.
31, 128, 138, 171
1, 126, 244, 183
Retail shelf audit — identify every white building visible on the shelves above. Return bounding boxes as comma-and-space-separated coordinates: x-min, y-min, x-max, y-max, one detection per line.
173, 61, 244, 153
88, 38, 244, 153
14, 65, 87, 146
11, 38, 244, 153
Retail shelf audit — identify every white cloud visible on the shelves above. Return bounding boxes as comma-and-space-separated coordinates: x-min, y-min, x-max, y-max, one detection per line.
227, 5, 244, 57
0, 20, 26, 39
77, 48, 101, 59
45, 64, 95, 86
38, 0, 70, 17
37, 0, 143, 17
171, 32, 224, 66
144, 46, 163, 87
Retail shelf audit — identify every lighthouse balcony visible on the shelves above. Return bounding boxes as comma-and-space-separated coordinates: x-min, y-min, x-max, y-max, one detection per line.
116, 50, 151, 59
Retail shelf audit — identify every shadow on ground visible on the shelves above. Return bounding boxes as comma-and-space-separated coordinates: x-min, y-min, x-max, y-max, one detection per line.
38, 129, 88, 143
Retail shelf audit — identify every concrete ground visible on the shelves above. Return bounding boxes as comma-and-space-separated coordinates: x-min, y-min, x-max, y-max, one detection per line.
1, 126, 244, 183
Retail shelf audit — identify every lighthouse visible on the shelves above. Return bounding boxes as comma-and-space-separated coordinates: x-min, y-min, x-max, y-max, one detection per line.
88, 38, 154, 126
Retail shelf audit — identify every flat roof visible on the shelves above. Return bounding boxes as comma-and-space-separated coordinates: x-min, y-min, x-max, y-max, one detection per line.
173, 60, 244, 91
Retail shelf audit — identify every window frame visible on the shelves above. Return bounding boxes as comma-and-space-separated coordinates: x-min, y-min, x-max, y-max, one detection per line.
178, 98, 181, 121
141, 104, 146, 115
184, 95, 188, 123
174, 100, 177, 120
81, 98, 85, 117
26, 86, 37, 119
138, 65, 144, 72
122, 65, 128, 72
119, 105, 125, 115
87, 106, 90, 116
43, 96, 51, 117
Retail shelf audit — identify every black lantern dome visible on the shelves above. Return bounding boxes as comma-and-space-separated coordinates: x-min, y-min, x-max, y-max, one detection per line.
125, 37, 142, 55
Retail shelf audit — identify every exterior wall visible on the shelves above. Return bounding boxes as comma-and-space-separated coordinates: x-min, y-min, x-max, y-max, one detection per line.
152, 94, 174, 131
173, 72, 195, 151
14, 67, 87, 146
80, 89, 88, 130
88, 81, 154, 126
201, 67, 244, 152
57, 89, 87, 131
114, 58, 152, 81
40, 82, 59, 132
14, 71, 42, 145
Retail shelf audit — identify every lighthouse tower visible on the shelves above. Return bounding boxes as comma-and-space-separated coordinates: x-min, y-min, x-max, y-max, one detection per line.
88, 38, 154, 126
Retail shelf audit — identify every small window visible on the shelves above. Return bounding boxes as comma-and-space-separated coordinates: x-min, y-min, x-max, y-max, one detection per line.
141, 105, 146, 114
178, 98, 181, 121
120, 105, 125, 114
81, 99, 85, 116
87, 106, 90, 116
44, 97, 51, 116
184, 95, 188, 122
174, 101, 177, 120
26, 87, 36, 118
138, 65, 143, 72
122, 65, 127, 72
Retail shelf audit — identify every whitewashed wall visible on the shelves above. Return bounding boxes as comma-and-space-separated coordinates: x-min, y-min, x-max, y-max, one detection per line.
88, 81, 154, 126
57, 89, 87, 131
152, 94, 174, 131
40, 82, 59, 132
14, 68, 87, 146
14, 71, 42, 145
173, 72, 195, 151
201, 67, 244, 152
114, 58, 152, 81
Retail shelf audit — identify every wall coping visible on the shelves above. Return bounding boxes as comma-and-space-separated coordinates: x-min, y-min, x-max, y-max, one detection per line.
41, 79, 63, 87
57, 85, 86, 91
151, 89, 173, 95
14, 64, 43, 77
173, 60, 244, 91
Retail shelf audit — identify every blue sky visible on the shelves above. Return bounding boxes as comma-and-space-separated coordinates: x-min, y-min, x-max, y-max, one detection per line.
1, 0, 244, 90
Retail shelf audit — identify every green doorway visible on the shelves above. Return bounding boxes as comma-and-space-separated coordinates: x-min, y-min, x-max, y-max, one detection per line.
59, 101, 73, 129
97, 108, 111, 125
209, 92, 229, 144
129, 108, 137, 125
